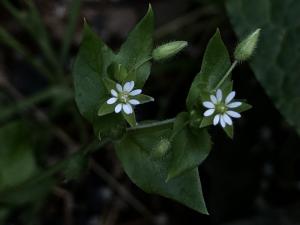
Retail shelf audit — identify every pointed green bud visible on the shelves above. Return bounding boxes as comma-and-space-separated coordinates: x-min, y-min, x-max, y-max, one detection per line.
152, 139, 171, 158
152, 41, 188, 61
234, 29, 261, 61
107, 62, 128, 83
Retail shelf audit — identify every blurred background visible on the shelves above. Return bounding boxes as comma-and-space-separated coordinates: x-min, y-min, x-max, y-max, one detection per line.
1, 0, 300, 224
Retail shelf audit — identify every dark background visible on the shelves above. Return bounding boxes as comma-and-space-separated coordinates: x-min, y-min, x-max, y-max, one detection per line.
1, 0, 300, 225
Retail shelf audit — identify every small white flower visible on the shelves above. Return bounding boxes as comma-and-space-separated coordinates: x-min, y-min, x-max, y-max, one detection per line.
202, 89, 242, 128
106, 81, 142, 115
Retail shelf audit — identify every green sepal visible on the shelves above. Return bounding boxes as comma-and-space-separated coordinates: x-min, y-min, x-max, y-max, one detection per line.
97, 101, 115, 116
134, 94, 154, 104
223, 125, 234, 139
103, 77, 117, 92
122, 112, 137, 127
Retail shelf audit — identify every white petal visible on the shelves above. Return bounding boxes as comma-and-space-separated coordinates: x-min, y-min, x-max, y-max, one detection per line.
220, 116, 226, 128
227, 111, 241, 118
227, 102, 242, 108
216, 89, 223, 102
106, 97, 117, 105
129, 99, 140, 105
213, 114, 220, 126
204, 109, 215, 117
203, 101, 215, 109
123, 81, 135, 92
225, 91, 236, 104
111, 89, 118, 97
123, 103, 133, 114
115, 103, 122, 113
116, 83, 123, 92
210, 95, 218, 104
129, 89, 142, 96
223, 113, 233, 125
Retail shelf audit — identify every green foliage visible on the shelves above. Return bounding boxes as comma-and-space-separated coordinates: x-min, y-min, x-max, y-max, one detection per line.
116, 5, 154, 88
0, 122, 37, 192
167, 112, 212, 180
234, 29, 261, 61
186, 30, 231, 111
115, 127, 208, 214
152, 41, 188, 61
0, 121, 53, 206
226, 0, 300, 135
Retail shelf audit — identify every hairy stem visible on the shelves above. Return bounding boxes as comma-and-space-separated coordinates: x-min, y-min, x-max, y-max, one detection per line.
215, 60, 238, 90
127, 118, 175, 132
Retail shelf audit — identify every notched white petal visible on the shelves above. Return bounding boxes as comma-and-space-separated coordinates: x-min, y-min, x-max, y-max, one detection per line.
116, 83, 123, 92
111, 89, 118, 97
107, 97, 117, 105
225, 91, 236, 104
129, 99, 140, 105
203, 101, 215, 109
204, 109, 215, 117
129, 89, 142, 96
210, 95, 218, 104
227, 102, 242, 108
124, 81, 135, 92
227, 111, 241, 118
223, 113, 233, 125
213, 114, 220, 126
220, 116, 226, 128
115, 103, 122, 113
123, 104, 133, 114
216, 89, 223, 102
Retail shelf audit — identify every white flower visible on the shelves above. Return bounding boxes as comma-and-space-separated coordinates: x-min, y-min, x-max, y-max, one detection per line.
106, 81, 142, 115
202, 89, 242, 128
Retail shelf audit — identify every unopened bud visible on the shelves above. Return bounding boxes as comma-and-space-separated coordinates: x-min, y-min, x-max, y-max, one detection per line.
234, 29, 261, 61
108, 63, 128, 82
152, 41, 188, 61
152, 139, 171, 158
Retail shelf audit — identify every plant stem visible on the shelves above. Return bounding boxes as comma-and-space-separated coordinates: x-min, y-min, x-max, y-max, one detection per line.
127, 118, 175, 132
215, 60, 238, 90
132, 56, 153, 71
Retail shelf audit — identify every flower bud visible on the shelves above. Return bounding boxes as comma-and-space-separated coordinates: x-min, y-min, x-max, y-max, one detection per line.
152, 138, 171, 158
234, 29, 261, 61
108, 62, 128, 83
152, 41, 188, 61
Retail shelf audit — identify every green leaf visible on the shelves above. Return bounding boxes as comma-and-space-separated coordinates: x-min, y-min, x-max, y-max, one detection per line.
186, 29, 231, 111
168, 112, 212, 180
117, 5, 154, 88
0, 122, 38, 192
226, 0, 300, 135
73, 22, 125, 138
115, 127, 208, 214
64, 152, 88, 181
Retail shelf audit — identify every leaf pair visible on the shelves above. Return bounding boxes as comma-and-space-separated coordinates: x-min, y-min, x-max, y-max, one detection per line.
186, 30, 252, 138
73, 5, 154, 139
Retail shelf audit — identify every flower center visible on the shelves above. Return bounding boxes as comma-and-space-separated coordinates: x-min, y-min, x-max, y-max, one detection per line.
216, 104, 227, 114
119, 92, 129, 103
